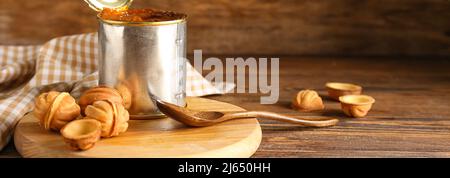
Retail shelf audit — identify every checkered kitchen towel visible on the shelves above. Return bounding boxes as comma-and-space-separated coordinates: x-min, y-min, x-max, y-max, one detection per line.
0, 33, 233, 150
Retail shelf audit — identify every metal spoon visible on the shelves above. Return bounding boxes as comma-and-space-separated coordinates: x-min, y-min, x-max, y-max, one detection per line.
152, 97, 339, 127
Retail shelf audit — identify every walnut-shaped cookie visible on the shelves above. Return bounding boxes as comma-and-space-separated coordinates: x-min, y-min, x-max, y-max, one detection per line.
291, 90, 325, 112
339, 95, 375, 118
34, 91, 81, 131
78, 86, 127, 115
60, 119, 102, 151
114, 82, 132, 109
84, 100, 129, 138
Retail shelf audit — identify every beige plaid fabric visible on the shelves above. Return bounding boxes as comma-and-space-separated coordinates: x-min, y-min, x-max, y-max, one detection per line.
0, 33, 232, 151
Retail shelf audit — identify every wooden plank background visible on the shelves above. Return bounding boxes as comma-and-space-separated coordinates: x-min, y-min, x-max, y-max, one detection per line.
0, 0, 449, 56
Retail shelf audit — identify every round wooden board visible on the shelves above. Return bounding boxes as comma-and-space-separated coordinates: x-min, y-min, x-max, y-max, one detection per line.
14, 97, 262, 158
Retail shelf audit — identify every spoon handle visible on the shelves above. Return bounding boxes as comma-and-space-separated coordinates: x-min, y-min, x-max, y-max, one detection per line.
223, 111, 339, 127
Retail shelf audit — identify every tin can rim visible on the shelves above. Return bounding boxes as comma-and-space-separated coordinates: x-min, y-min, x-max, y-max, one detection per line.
97, 13, 187, 26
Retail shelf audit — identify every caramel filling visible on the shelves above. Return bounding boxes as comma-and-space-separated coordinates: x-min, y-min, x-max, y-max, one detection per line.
44, 92, 70, 130
99, 8, 186, 22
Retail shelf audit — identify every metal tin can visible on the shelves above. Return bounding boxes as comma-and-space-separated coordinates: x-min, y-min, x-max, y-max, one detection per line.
97, 12, 187, 119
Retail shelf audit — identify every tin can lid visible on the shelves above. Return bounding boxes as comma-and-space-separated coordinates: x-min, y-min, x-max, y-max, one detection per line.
84, 0, 133, 11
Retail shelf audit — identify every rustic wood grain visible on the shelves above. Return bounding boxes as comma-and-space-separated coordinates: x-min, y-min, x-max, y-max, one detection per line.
1, 0, 449, 56
2, 56, 450, 158
206, 56, 450, 157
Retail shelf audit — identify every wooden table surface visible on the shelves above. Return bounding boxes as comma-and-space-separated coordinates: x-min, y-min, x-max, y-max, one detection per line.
1, 56, 450, 158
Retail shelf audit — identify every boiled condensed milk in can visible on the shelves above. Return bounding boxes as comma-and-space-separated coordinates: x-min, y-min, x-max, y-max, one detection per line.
85, 0, 187, 119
